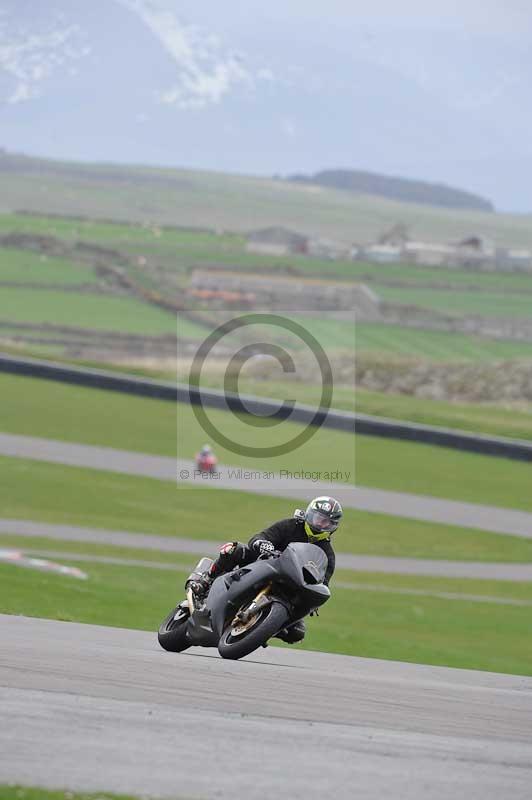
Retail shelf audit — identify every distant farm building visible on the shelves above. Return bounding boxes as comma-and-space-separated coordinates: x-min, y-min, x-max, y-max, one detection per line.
362, 244, 402, 264
189, 269, 381, 319
246, 227, 309, 256
377, 223, 410, 247
453, 236, 495, 268
358, 225, 532, 271
496, 247, 532, 272
402, 241, 455, 267
306, 237, 349, 260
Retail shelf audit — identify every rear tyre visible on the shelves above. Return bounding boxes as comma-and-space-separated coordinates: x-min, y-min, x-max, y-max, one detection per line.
218, 601, 289, 660
158, 605, 190, 652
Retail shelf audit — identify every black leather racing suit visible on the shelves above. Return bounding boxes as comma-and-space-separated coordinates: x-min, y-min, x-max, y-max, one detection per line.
209, 517, 336, 644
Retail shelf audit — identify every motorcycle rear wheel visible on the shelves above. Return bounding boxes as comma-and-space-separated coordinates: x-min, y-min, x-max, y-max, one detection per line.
218, 601, 289, 660
158, 605, 190, 652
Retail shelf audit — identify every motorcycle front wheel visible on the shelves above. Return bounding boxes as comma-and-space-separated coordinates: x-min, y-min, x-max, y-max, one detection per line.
218, 601, 289, 660
157, 605, 190, 652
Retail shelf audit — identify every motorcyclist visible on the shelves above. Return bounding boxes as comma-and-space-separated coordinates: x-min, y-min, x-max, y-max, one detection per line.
186, 496, 342, 644
195, 444, 217, 473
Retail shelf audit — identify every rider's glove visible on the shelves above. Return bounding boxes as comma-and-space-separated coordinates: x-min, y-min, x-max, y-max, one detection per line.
186, 572, 212, 597
253, 539, 276, 559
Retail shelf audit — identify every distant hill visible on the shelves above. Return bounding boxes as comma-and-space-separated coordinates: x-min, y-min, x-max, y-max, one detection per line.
286, 169, 494, 212
2, 150, 532, 249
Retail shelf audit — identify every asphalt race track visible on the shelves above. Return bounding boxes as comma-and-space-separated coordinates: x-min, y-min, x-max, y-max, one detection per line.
1, 615, 531, 800
2, 432, 532, 538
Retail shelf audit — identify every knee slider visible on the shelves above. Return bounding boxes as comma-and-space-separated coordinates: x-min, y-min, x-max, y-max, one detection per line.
219, 542, 238, 556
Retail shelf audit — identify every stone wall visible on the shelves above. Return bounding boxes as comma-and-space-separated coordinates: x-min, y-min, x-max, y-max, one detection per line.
378, 304, 532, 344
355, 354, 532, 403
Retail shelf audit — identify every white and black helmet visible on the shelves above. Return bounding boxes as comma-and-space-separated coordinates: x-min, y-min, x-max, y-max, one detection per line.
304, 496, 343, 541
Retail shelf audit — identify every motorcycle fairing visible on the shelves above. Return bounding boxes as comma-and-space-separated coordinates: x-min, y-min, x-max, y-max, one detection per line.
278, 543, 331, 613
206, 558, 280, 639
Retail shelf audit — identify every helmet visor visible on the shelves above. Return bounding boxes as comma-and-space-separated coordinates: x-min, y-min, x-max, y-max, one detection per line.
305, 508, 338, 534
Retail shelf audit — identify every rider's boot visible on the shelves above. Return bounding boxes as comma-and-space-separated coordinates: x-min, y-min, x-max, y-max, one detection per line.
275, 619, 306, 644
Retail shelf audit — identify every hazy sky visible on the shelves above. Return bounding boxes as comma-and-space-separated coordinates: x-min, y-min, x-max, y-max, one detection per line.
1, 1, 531, 211
175, 0, 532, 35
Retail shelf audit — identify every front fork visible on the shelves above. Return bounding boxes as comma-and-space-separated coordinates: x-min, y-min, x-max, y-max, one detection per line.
186, 587, 196, 616
234, 583, 272, 624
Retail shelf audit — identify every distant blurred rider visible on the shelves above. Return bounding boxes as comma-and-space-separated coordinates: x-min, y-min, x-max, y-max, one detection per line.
186, 496, 342, 644
195, 443, 217, 473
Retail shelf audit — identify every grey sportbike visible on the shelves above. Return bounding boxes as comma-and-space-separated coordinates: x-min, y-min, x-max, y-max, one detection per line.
157, 542, 331, 660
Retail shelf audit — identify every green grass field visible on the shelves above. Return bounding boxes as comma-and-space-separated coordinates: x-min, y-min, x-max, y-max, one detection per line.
343, 258, 532, 291
4, 211, 532, 292
0, 211, 244, 273
379, 285, 532, 320
3, 456, 532, 563
2, 373, 532, 511
356, 322, 532, 360
305, 317, 532, 360
250, 310, 532, 360
155, 304, 532, 367
4, 210, 532, 372
2, 209, 531, 291
0, 247, 98, 285
0, 286, 183, 335
356, 388, 532, 438
0, 287, 206, 339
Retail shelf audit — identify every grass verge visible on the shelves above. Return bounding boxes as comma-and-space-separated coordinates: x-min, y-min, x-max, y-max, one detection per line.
5, 351, 532, 443
176, 373, 532, 442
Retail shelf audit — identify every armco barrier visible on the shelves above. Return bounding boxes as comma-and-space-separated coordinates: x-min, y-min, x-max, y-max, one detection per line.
2, 352, 532, 463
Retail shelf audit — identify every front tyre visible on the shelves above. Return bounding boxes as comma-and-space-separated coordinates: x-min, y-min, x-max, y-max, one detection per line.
218, 601, 289, 660
158, 605, 190, 652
